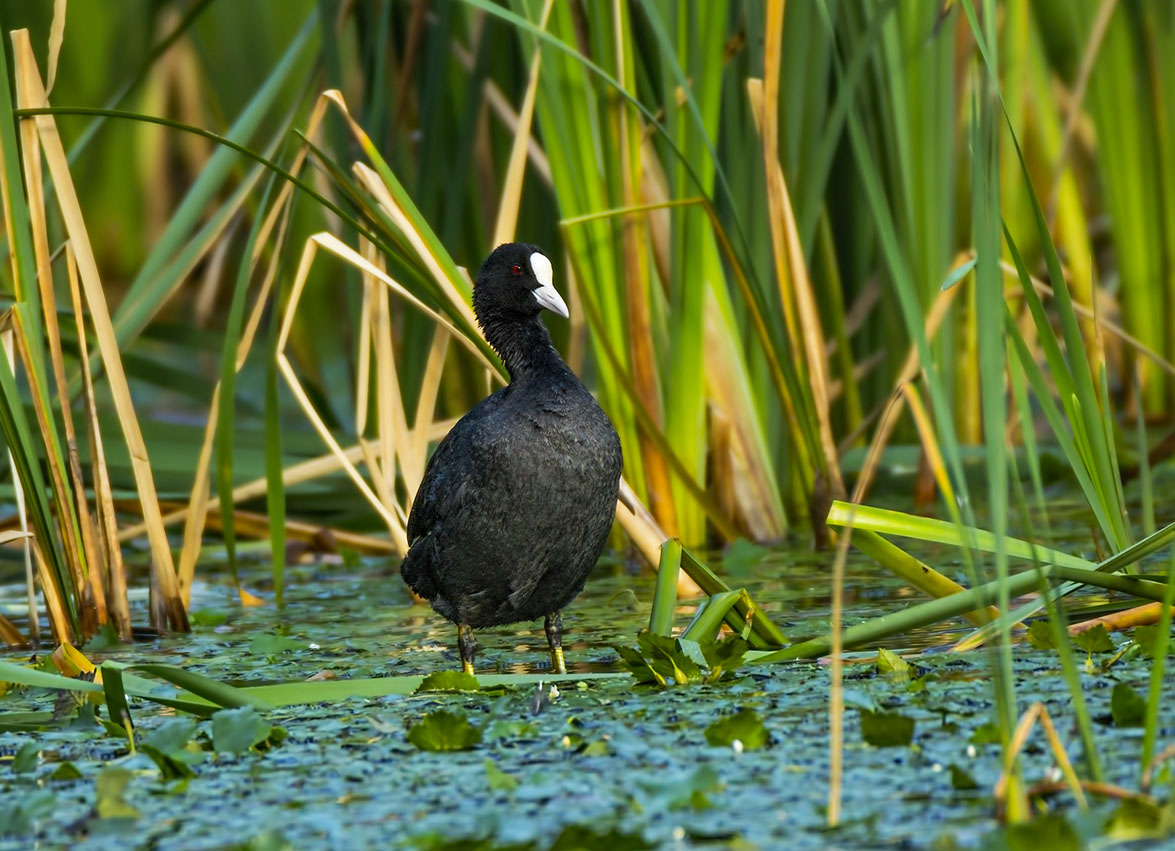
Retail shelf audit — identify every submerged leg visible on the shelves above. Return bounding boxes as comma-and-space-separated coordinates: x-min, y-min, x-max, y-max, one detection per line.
457, 624, 477, 675
544, 612, 566, 674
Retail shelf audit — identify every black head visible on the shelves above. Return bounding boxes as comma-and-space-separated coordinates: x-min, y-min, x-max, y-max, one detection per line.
473, 243, 569, 326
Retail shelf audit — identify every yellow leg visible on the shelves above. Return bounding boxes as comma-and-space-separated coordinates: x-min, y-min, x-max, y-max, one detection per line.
457, 624, 477, 675
545, 612, 566, 674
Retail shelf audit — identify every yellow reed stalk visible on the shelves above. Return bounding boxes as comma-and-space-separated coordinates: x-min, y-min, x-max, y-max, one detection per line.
993, 702, 1088, 817
405, 328, 450, 496
66, 245, 131, 640
18, 83, 107, 630
12, 30, 187, 631
747, 75, 844, 501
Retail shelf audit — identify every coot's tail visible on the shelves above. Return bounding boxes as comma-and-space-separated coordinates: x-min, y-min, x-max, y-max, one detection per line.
399, 535, 437, 600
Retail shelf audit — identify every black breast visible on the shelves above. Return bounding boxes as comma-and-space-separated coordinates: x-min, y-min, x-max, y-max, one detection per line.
400, 242, 622, 629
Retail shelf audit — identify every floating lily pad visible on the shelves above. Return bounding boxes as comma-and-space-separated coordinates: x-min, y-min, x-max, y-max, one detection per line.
484, 758, 517, 792
407, 710, 483, 752
948, 764, 979, 790
704, 707, 768, 750
95, 767, 140, 821
1110, 683, 1147, 727
1072, 625, 1115, 654
416, 671, 480, 693
11, 740, 38, 774
213, 706, 277, 754
860, 709, 915, 747
877, 648, 911, 680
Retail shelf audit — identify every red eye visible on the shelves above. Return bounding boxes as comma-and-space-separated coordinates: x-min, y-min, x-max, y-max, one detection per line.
511, 265, 523, 276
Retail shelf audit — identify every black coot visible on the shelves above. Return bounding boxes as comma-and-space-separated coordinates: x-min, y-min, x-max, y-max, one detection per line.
401, 243, 623, 674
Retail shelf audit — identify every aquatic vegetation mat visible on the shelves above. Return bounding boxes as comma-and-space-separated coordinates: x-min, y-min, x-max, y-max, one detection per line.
2, 565, 1173, 849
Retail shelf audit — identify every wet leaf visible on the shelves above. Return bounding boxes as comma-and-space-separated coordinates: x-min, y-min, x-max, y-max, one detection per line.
1104, 796, 1173, 841
704, 708, 768, 750
637, 631, 702, 684
142, 717, 198, 758
1072, 625, 1114, 654
1110, 682, 1147, 727
213, 706, 274, 754
970, 722, 1001, 745
948, 764, 979, 790
49, 762, 83, 781
484, 758, 517, 793
701, 636, 749, 681
1026, 621, 1054, 650
95, 767, 140, 820
549, 824, 654, 850
407, 710, 482, 752
991, 813, 1079, 851
416, 671, 480, 693
11, 740, 39, 774
139, 718, 203, 778
581, 739, 609, 756
190, 609, 229, 628
877, 648, 911, 681
615, 632, 745, 687
484, 719, 539, 740
248, 633, 303, 657
860, 709, 915, 747
637, 764, 720, 811
1131, 625, 1175, 659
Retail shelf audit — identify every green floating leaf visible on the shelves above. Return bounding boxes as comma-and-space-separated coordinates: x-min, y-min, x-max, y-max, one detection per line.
1131, 625, 1175, 659
49, 762, 83, 781
11, 740, 39, 774
1026, 621, 1054, 650
140, 717, 203, 778
483, 758, 517, 793
704, 708, 767, 750
637, 764, 721, 812
1104, 796, 1174, 842
248, 633, 303, 657
860, 709, 915, 747
416, 671, 480, 693
95, 767, 140, 820
1072, 624, 1115, 654
213, 706, 276, 754
970, 722, 1001, 746
993, 813, 1080, 851
948, 764, 979, 790
549, 825, 654, 851
484, 719, 538, 740
614, 631, 747, 687
1110, 683, 1147, 728
407, 710, 482, 752
190, 609, 229, 628
877, 648, 911, 681
702, 637, 749, 682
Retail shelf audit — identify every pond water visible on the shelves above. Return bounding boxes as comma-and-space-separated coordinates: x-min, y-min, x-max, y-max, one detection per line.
0, 530, 1171, 849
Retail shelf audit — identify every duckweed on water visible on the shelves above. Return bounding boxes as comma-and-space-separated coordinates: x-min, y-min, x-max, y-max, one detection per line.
0, 553, 1173, 849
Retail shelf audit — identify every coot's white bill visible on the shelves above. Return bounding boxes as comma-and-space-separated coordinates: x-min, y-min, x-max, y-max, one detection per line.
529, 252, 569, 319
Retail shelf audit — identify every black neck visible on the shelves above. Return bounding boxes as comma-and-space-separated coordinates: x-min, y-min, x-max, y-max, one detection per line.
479, 312, 564, 381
